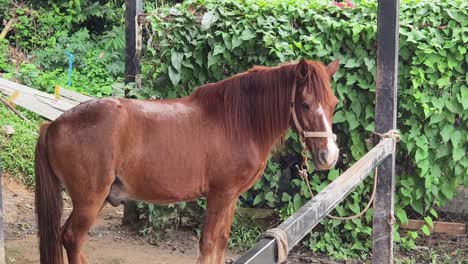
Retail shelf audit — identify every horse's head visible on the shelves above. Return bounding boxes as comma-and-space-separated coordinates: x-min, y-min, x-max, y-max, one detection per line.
291, 59, 340, 170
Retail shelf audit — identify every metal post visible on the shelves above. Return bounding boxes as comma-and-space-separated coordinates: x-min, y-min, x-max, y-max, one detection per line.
0, 159, 5, 264
123, 0, 143, 225
372, 0, 400, 263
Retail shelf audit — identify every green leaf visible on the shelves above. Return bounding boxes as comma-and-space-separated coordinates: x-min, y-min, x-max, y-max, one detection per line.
396, 207, 408, 224
351, 241, 365, 250
213, 44, 225, 56
293, 193, 302, 211
171, 51, 183, 72
253, 193, 264, 206
424, 216, 433, 228
201, 11, 219, 31
450, 130, 461, 146
363, 57, 375, 71
327, 169, 340, 181
168, 67, 180, 86
232, 35, 243, 49
421, 225, 431, 236
239, 29, 256, 41
265, 191, 275, 202
452, 147, 465, 162
281, 192, 292, 202
429, 208, 438, 218
349, 203, 360, 214
346, 112, 360, 130
411, 199, 423, 215
344, 58, 360, 68
461, 87, 468, 109
440, 126, 453, 143
409, 231, 419, 240
207, 54, 220, 69
436, 76, 450, 88
333, 110, 346, 123
446, 10, 468, 25
440, 182, 454, 200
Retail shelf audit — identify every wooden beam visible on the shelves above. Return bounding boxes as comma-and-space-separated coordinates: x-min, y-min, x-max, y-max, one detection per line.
400, 220, 466, 235
0, 161, 5, 264
0, 17, 17, 40
55, 86, 93, 104
124, 0, 143, 86
372, 0, 400, 263
0, 78, 93, 121
0, 88, 63, 120
0, 97, 32, 123
236, 208, 275, 220
234, 138, 395, 264
123, 0, 143, 225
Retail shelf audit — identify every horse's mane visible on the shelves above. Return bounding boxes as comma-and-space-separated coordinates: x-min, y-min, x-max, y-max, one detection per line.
192, 60, 335, 149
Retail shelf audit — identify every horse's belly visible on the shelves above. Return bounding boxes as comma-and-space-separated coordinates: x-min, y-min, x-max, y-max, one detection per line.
119, 160, 205, 204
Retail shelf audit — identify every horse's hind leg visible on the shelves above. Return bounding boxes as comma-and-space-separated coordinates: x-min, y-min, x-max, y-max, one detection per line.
62, 190, 108, 264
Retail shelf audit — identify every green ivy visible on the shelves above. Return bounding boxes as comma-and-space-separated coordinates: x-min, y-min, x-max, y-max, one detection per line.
137, 0, 467, 259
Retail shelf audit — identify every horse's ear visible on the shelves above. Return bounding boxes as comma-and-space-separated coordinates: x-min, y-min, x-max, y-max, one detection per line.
326, 59, 340, 77
296, 59, 309, 80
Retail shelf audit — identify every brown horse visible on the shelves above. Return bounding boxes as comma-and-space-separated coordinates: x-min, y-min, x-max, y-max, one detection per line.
35, 59, 340, 264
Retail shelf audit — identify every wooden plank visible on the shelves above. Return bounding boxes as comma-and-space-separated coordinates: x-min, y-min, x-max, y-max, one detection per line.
372, 0, 400, 263
3, 91, 63, 120
123, 0, 143, 225
0, 78, 92, 105
234, 138, 394, 264
0, 77, 56, 100
236, 208, 275, 219
0, 78, 95, 120
56, 86, 93, 104
124, 0, 143, 85
400, 220, 466, 235
0, 161, 5, 264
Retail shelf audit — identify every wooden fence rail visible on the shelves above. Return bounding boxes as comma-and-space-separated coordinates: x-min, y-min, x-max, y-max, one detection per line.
234, 138, 395, 264
0, 161, 5, 264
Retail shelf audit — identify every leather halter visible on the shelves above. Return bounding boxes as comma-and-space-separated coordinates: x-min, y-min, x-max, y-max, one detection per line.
290, 83, 337, 142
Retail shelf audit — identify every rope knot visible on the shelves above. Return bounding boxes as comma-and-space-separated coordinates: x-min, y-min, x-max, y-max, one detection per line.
261, 228, 288, 264
373, 129, 401, 143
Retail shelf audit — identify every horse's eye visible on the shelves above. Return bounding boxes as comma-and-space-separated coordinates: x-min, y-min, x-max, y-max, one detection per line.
302, 102, 310, 110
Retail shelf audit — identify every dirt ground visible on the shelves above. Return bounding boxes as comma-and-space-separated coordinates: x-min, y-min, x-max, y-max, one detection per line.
3, 177, 467, 264
3, 178, 208, 264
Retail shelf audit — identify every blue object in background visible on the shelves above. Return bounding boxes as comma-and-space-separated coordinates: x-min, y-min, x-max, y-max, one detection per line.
65, 51, 74, 86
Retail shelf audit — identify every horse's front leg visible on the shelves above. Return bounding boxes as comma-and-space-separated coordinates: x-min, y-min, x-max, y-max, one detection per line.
197, 193, 238, 264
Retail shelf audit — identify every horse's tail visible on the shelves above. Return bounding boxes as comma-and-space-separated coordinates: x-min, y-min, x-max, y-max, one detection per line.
35, 123, 64, 264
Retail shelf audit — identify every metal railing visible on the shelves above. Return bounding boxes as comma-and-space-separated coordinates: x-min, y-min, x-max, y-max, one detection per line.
234, 138, 395, 264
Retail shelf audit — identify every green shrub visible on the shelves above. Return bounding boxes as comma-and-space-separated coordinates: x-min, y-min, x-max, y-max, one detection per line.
0, 104, 42, 186
137, 0, 467, 258
0, 39, 13, 73
10, 0, 125, 52
0, 0, 11, 20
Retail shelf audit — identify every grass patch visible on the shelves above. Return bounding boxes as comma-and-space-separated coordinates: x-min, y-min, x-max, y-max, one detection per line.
0, 102, 42, 186
396, 244, 468, 264
228, 215, 263, 251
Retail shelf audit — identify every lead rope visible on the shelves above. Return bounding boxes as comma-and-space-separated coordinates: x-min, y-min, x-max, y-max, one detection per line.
297, 129, 400, 220
260, 228, 289, 264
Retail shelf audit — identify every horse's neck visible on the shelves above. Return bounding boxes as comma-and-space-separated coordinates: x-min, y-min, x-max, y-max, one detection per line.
190, 73, 292, 156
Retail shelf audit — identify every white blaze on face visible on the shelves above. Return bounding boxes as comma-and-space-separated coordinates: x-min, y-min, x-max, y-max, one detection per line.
317, 104, 339, 165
